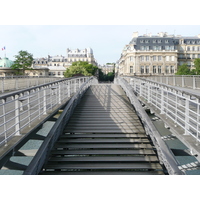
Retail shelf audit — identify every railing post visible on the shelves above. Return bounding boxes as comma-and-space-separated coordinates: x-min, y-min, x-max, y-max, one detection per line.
193, 76, 196, 89
43, 87, 47, 115
68, 80, 71, 97
58, 84, 61, 104
182, 76, 185, 88
2, 99, 8, 145
15, 94, 20, 136
160, 86, 165, 114
184, 95, 190, 135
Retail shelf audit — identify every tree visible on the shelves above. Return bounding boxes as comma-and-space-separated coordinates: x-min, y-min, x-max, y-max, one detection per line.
194, 58, 200, 75
10, 50, 33, 75
175, 63, 191, 75
64, 61, 98, 77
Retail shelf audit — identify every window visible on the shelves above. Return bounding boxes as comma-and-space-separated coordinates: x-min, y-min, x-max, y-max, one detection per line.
130, 66, 133, 73
140, 40, 144, 43
153, 66, 157, 73
140, 56, 144, 61
158, 40, 162, 43
171, 56, 175, 61
146, 56, 149, 61
141, 46, 144, 50
145, 40, 149, 43
192, 54, 196, 59
198, 54, 200, 58
170, 66, 174, 74
140, 66, 144, 74
187, 47, 190, 51
165, 66, 169, 74
153, 40, 157, 43
153, 56, 156, 61
158, 66, 162, 74
145, 66, 149, 74
130, 56, 133, 61
165, 40, 169, 43
192, 47, 195, 51
158, 56, 162, 61
166, 56, 169, 61
165, 46, 170, 51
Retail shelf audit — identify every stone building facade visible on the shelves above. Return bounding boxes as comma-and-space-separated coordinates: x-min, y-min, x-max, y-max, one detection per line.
32, 47, 98, 77
116, 32, 200, 76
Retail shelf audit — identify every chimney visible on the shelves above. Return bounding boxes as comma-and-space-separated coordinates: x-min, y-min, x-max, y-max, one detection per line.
132, 32, 138, 38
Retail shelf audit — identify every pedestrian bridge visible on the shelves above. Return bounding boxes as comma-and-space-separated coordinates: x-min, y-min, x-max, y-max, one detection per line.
1, 76, 200, 175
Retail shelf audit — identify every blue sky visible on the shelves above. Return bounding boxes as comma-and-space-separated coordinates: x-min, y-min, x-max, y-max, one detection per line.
1, 25, 200, 65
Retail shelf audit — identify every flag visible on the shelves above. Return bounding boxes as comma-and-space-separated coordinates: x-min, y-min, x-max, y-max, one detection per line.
2, 46, 5, 50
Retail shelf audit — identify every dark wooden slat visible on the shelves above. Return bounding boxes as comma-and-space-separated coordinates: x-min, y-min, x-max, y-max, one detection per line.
54, 143, 154, 149
57, 138, 150, 143
40, 171, 165, 175
60, 133, 148, 138
48, 156, 159, 162
44, 163, 163, 170
51, 149, 156, 155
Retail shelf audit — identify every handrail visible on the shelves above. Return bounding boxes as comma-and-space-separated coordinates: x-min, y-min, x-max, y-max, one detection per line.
115, 77, 184, 175
23, 77, 97, 175
0, 76, 90, 147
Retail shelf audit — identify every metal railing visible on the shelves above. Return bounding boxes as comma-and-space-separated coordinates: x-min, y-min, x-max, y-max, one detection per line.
23, 76, 98, 175
115, 77, 184, 175
145, 75, 200, 89
0, 76, 62, 93
0, 76, 93, 147
124, 76, 200, 143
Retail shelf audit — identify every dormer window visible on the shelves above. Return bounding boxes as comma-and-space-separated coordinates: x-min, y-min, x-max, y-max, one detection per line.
165, 40, 169, 43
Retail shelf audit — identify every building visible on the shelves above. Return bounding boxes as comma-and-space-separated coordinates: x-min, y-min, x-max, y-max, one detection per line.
0, 57, 15, 76
117, 32, 200, 76
32, 47, 98, 77
66, 48, 97, 66
0, 57, 49, 77
99, 63, 115, 74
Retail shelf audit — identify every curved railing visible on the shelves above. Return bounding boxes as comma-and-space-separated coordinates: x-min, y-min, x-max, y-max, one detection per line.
23, 77, 98, 175
115, 77, 184, 175
0, 76, 92, 147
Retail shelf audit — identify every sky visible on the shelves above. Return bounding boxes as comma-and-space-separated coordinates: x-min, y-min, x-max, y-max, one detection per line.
1, 25, 200, 66
0, 1, 200, 66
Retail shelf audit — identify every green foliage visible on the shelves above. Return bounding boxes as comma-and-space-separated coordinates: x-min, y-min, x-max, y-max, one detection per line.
10, 50, 33, 75
176, 59, 200, 75
194, 58, 200, 75
176, 63, 191, 75
98, 69, 115, 82
64, 61, 97, 77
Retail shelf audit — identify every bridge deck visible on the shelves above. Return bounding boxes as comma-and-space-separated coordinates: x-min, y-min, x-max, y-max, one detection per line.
40, 84, 165, 175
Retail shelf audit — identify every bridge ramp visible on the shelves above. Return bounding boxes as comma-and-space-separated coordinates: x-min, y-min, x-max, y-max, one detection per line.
40, 84, 165, 175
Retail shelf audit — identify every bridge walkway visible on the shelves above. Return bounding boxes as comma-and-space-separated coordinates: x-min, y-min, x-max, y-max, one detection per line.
40, 84, 165, 175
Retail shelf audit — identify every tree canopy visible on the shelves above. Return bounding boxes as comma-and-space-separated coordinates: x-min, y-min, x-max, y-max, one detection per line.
10, 50, 33, 75
64, 61, 98, 77
175, 58, 200, 75
194, 58, 200, 74
175, 63, 191, 75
